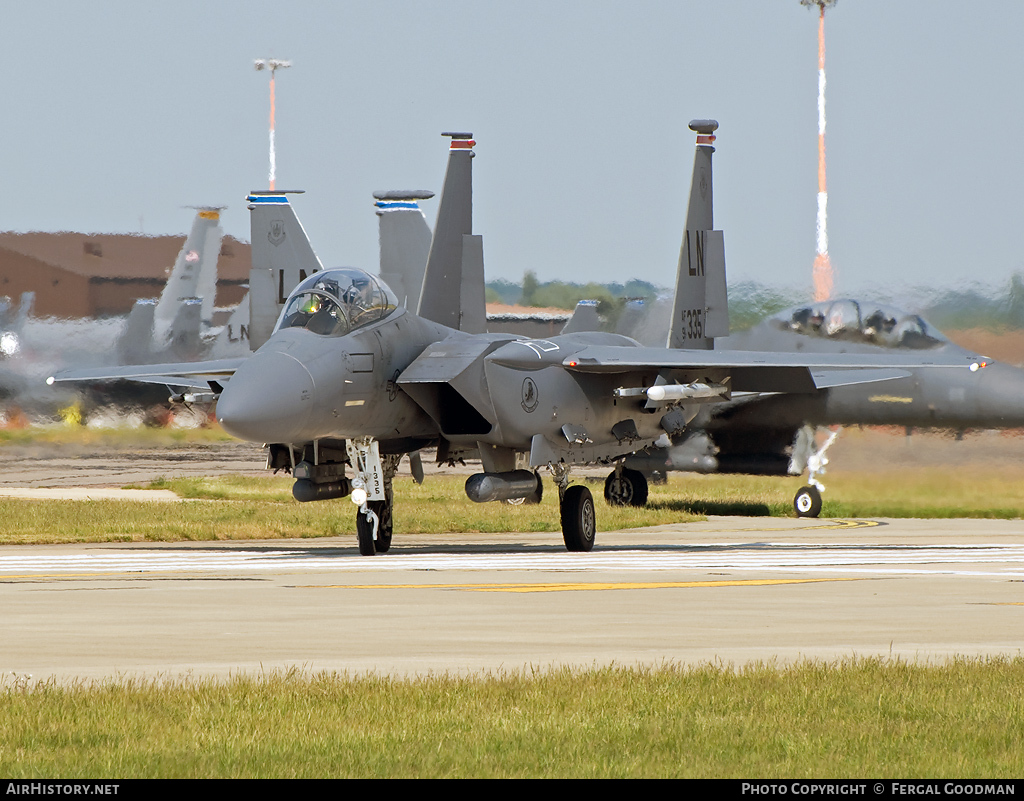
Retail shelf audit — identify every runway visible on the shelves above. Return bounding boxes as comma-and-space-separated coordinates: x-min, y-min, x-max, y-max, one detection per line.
2, 515, 1022, 683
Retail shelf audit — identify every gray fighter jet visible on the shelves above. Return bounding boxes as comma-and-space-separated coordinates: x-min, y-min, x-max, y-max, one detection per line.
601, 132, 1024, 517
53, 125, 988, 554
659, 300, 1024, 517
4, 206, 243, 417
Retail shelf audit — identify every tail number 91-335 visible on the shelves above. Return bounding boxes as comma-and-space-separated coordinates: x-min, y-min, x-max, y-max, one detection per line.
682, 308, 704, 340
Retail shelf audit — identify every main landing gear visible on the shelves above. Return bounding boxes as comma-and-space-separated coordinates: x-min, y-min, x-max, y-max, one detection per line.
603, 463, 649, 507
551, 464, 596, 552
791, 425, 841, 518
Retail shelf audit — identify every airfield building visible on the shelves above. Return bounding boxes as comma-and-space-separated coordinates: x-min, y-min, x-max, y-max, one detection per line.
0, 231, 250, 319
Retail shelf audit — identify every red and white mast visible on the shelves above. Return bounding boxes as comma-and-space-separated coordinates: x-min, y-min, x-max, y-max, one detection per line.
802, 0, 837, 301
254, 59, 292, 191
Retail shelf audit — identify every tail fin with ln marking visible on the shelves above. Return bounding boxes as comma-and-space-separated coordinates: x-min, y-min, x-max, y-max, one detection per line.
246, 191, 323, 350
667, 120, 729, 350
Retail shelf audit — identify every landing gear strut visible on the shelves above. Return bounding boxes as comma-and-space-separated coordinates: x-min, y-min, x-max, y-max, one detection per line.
347, 439, 398, 555
603, 464, 649, 507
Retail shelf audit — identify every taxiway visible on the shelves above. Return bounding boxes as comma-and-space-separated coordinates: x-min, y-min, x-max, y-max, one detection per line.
2, 515, 1021, 683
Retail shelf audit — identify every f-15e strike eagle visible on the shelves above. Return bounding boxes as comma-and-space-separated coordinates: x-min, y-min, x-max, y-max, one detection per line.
53, 124, 987, 554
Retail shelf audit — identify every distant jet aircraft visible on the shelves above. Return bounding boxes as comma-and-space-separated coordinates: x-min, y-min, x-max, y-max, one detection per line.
2, 207, 248, 418
53, 124, 986, 553
600, 166, 1024, 518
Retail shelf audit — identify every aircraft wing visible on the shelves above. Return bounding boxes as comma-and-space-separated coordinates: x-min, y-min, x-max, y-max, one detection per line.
559, 346, 981, 393
48, 357, 246, 393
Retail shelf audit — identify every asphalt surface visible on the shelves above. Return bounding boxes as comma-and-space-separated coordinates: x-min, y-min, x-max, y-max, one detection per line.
1, 430, 1022, 684
2, 516, 1021, 683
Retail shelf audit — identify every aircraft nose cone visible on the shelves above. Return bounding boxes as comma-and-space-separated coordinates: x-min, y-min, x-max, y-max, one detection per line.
217, 351, 315, 443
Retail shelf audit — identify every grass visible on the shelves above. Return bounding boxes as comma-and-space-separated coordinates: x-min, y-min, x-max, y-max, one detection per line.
4, 463, 1024, 546
0, 475, 704, 546
642, 467, 1024, 519
0, 423, 234, 447
1, 658, 1021, 778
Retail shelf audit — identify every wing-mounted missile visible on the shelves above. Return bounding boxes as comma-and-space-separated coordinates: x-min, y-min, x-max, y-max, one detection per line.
668, 120, 728, 350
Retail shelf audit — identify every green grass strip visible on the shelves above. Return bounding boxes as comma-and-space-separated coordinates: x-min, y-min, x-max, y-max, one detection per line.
1, 658, 1022, 778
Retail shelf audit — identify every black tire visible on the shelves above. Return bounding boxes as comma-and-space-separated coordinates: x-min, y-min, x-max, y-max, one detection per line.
355, 510, 377, 556
561, 485, 596, 552
603, 468, 649, 507
370, 499, 393, 553
794, 485, 822, 518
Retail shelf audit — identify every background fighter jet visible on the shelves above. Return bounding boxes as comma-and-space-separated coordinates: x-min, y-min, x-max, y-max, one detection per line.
595, 151, 1024, 518
54, 125, 987, 555
3, 206, 248, 418
677, 300, 1024, 517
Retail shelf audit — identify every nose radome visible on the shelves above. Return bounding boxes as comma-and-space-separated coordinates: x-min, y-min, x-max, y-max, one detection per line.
216, 351, 315, 443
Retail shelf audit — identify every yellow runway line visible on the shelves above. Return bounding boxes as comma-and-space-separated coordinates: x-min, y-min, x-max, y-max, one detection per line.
308, 577, 868, 593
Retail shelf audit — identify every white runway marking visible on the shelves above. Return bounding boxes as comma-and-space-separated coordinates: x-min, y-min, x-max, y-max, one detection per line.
4, 542, 1024, 579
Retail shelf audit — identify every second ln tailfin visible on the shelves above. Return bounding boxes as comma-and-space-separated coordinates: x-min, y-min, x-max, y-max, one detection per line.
667, 120, 729, 350
246, 191, 323, 350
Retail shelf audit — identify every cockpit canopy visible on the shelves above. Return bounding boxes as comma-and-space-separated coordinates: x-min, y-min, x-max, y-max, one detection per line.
277, 268, 399, 337
772, 299, 948, 350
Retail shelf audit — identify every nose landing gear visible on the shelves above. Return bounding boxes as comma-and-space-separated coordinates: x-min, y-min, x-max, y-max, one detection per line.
347, 438, 398, 555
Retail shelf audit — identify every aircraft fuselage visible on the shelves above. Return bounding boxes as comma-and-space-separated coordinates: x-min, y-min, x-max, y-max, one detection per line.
216, 308, 450, 444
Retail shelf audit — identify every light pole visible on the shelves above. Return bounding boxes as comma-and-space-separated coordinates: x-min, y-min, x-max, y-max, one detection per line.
800, 0, 837, 301
254, 58, 292, 190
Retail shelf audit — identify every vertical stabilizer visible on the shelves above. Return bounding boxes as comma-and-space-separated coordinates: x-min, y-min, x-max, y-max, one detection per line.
246, 191, 323, 349
417, 132, 483, 332
616, 298, 647, 337
117, 300, 156, 365
667, 120, 729, 350
459, 234, 487, 334
166, 299, 205, 361
561, 299, 602, 334
13, 292, 34, 330
375, 190, 434, 312
154, 207, 224, 338
208, 294, 253, 356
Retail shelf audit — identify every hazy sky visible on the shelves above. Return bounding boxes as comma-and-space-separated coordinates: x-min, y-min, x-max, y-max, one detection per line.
4, 1, 1022, 301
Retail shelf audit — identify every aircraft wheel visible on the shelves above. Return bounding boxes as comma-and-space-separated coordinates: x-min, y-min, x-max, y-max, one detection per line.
355, 510, 377, 556
603, 468, 649, 507
794, 485, 822, 518
370, 499, 393, 553
561, 485, 596, 552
